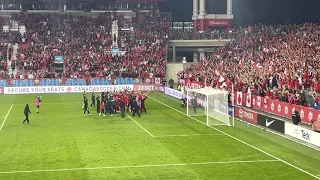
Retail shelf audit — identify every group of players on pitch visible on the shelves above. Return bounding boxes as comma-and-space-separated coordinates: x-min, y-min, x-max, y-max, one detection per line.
82, 90, 149, 118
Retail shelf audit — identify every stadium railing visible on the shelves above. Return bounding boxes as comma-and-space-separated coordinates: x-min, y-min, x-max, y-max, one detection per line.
171, 32, 239, 40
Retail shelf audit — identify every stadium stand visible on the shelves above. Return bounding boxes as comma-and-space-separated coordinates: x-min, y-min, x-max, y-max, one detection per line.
0, 11, 169, 87
182, 24, 320, 107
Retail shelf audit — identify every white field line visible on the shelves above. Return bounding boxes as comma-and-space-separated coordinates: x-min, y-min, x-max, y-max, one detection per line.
0, 159, 279, 174
154, 134, 224, 137
125, 114, 154, 137
0, 104, 13, 132
149, 96, 320, 180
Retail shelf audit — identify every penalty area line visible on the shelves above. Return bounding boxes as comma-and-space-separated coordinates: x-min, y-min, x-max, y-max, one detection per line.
0, 159, 279, 174
0, 104, 13, 132
125, 114, 154, 137
149, 96, 320, 180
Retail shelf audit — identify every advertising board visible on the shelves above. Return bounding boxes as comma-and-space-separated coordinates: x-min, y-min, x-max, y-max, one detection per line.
285, 122, 320, 147
234, 107, 257, 124
257, 114, 285, 133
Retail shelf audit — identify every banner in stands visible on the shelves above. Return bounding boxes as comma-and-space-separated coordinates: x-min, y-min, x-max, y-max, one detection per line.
234, 106, 257, 124
184, 79, 205, 89
155, 77, 162, 85
237, 92, 319, 124
285, 122, 320, 147
257, 114, 285, 133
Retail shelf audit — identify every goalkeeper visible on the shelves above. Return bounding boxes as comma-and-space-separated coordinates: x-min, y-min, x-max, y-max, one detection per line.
191, 97, 197, 113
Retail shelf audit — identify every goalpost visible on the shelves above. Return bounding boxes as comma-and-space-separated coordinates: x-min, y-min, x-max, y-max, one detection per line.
186, 87, 234, 126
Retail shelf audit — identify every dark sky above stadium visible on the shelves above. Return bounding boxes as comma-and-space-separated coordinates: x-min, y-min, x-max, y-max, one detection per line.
159, 0, 320, 26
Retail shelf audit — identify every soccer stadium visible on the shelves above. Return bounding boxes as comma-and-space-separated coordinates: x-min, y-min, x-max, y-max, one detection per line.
0, 0, 320, 179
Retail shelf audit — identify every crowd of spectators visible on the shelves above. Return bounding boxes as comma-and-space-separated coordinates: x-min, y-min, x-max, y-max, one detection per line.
4, 11, 169, 80
181, 23, 320, 107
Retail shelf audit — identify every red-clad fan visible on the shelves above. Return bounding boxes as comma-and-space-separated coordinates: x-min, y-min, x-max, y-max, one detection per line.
114, 92, 120, 112
123, 93, 129, 110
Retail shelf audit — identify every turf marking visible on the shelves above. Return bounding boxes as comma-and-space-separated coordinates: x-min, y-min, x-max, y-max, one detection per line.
126, 114, 154, 137
0, 159, 279, 174
154, 134, 224, 137
0, 104, 13, 132
149, 96, 320, 180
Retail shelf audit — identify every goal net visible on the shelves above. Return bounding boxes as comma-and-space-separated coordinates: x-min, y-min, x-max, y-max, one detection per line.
186, 87, 234, 126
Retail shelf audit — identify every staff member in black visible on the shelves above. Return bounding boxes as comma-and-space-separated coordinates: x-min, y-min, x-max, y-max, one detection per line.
96, 95, 101, 114
292, 108, 301, 125
23, 104, 31, 124
82, 91, 86, 109
119, 100, 126, 118
132, 99, 141, 117
91, 91, 95, 107
83, 98, 91, 116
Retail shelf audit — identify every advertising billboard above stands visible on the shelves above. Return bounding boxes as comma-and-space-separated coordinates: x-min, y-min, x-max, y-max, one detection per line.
205, 19, 232, 27
234, 106, 257, 124
285, 122, 320, 147
257, 114, 285, 133
236, 91, 318, 125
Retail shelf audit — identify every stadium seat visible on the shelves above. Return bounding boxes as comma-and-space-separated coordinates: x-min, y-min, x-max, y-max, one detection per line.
55, 79, 59, 86
41, 79, 45, 86
129, 78, 134, 84
100, 79, 105, 85
25, 80, 29, 86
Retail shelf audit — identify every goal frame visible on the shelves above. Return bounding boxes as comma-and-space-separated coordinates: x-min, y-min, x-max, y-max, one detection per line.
186, 86, 234, 127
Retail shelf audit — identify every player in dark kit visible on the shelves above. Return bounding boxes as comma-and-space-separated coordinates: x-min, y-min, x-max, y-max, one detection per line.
119, 100, 126, 118
140, 92, 149, 114
91, 91, 95, 107
96, 95, 101, 114
83, 98, 91, 116
132, 99, 141, 117
82, 91, 87, 109
23, 104, 31, 124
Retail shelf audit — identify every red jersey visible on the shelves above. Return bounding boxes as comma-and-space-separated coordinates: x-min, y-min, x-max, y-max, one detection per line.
100, 102, 105, 110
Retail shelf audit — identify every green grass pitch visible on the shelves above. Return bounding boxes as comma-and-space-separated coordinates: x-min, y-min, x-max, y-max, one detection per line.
0, 92, 319, 180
